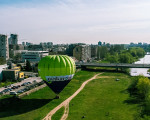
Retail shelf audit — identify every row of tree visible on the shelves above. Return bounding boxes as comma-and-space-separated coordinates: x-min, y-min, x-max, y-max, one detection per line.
128, 76, 150, 118
97, 45, 145, 63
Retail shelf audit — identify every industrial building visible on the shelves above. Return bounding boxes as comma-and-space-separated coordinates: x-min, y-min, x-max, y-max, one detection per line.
21, 51, 49, 62
2, 69, 24, 81
2, 66, 24, 81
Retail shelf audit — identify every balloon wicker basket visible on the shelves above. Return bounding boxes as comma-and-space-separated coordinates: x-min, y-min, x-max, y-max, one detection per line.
55, 95, 60, 99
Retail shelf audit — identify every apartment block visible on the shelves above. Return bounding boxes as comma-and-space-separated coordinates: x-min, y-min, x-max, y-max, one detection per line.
0, 34, 9, 60
73, 45, 91, 62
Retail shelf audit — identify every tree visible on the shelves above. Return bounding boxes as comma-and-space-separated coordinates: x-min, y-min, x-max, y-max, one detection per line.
136, 77, 150, 98
106, 53, 118, 63
0, 57, 6, 65
129, 47, 145, 58
97, 46, 108, 60
119, 53, 134, 63
26, 60, 32, 71
136, 48, 145, 57
129, 48, 137, 57
13, 53, 21, 62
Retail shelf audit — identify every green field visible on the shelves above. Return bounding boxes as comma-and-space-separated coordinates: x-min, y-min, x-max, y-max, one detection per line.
0, 71, 97, 120
67, 72, 139, 120
51, 107, 64, 120
0, 71, 143, 120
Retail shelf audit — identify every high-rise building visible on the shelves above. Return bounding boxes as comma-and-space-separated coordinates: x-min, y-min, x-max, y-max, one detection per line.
0, 34, 9, 60
8, 34, 18, 45
73, 45, 91, 62
47, 42, 53, 48
98, 41, 102, 46
22, 42, 25, 46
91, 45, 98, 58
26, 42, 32, 46
103, 42, 106, 46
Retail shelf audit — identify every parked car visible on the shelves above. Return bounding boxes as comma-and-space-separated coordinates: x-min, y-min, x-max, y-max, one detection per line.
5, 85, 12, 88
27, 82, 31, 84
16, 85, 21, 88
2, 89, 9, 93
33, 80, 37, 83
17, 89, 24, 93
11, 86, 17, 89
7, 88, 12, 91
10, 91, 17, 95
21, 82, 28, 86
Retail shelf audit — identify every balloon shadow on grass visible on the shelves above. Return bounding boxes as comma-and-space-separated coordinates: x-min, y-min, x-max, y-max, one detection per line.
0, 96, 54, 118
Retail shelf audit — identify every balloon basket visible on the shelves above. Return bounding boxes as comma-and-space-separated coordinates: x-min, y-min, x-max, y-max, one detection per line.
55, 95, 60, 99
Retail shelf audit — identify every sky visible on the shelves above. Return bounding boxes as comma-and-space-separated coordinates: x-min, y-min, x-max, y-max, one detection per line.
0, 0, 150, 44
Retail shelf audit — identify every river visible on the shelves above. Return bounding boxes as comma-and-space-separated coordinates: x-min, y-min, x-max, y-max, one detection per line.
130, 55, 150, 77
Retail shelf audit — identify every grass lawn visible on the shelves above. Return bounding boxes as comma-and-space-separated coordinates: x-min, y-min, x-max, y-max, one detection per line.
0, 70, 97, 120
51, 107, 64, 120
67, 72, 139, 120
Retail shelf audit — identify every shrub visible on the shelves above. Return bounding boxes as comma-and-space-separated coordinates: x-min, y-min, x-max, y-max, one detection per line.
128, 77, 138, 95
136, 77, 150, 99
144, 96, 150, 116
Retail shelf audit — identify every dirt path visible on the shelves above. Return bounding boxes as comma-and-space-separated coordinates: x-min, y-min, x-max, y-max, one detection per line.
61, 102, 69, 120
43, 73, 103, 120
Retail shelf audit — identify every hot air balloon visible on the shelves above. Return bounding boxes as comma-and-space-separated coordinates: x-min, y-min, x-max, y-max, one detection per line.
38, 55, 76, 94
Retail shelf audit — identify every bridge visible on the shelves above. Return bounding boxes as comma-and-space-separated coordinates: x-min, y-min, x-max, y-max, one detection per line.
76, 63, 150, 69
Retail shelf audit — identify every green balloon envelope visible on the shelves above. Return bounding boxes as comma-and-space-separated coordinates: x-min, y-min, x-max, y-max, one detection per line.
38, 55, 76, 94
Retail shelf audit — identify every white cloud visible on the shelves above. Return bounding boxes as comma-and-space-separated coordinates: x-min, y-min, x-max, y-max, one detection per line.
0, 0, 150, 44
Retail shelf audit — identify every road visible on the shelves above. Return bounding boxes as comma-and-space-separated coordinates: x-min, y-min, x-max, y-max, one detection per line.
43, 73, 103, 120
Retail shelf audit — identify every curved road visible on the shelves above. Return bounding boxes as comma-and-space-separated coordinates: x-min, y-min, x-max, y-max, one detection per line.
43, 73, 103, 120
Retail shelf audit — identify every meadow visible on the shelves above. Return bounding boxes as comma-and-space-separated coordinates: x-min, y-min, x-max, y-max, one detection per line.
67, 72, 139, 120
0, 70, 97, 120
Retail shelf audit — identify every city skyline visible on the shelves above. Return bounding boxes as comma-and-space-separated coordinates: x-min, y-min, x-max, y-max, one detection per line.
0, 0, 150, 44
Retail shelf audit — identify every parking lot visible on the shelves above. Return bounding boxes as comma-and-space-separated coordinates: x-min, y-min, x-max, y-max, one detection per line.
0, 77, 43, 96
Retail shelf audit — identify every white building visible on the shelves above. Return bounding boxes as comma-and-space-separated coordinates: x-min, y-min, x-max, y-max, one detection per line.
13, 50, 28, 56
0, 34, 9, 60
21, 51, 49, 62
